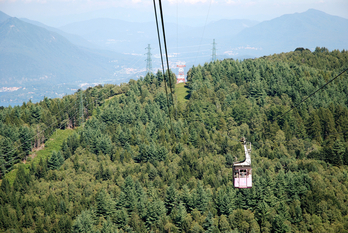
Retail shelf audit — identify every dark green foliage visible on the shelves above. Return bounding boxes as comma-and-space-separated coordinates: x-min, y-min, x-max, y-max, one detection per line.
72, 210, 97, 233
195, 182, 208, 213
203, 212, 215, 233
1, 49, 348, 233
96, 189, 115, 217
137, 143, 168, 163
13, 165, 31, 193
47, 151, 64, 170
165, 184, 177, 215
58, 215, 72, 233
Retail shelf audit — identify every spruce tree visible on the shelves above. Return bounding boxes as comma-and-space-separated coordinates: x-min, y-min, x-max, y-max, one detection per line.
96, 189, 115, 218
165, 184, 177, 215
72, 210, 97, 233
306, 111, 322, 144
195, 182, 208, 213
332, 139, 345, 166
101, 216, 118, 233
203, 212, 215, 233
47, 151, 64, 170
175, 202, 187, 231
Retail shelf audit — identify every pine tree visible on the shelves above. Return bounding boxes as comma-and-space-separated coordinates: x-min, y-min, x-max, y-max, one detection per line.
318, 107, 337, 145
195, 182, 208, 213
203, 212, 215, 233
219, 215, 231, 232
101, 216, 118, 233
13, 165, 30, 193
47, 151, 64, 170
62, 140, 72, 160
58, 215, 72, 233
189, 128, 198, 147
72, 210, 97, 233
0, 178, 11, 195
306, 111, 322, 144
22, 208, 33, 228
165, 184, 177, 215
96, 189, 115, 217
181, 185, 194, 213
175, 202, 187, 231
19, 126, 32, 157
272, 214, 289, 233
112, 208, 129, 229
255, 201, 269, 227
332, 139, 345, 166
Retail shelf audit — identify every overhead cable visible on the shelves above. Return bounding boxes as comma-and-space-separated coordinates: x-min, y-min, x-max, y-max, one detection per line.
273, 67, 348, 122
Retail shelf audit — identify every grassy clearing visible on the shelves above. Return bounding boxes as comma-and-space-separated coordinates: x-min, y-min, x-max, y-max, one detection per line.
105, 93, 124, 103
176, 83, 190, 103
4, 129, 75, 185
32, 129, 75, 165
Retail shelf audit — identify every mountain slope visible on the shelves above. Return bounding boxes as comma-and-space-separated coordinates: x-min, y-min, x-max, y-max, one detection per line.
204, 19, 259, 38
231, 9, 348, 56
1, 49, 348, 232
20, 18, 99, 49
0, 16, 138, 106
0, 17, 119, 85
0, 11, 10, 23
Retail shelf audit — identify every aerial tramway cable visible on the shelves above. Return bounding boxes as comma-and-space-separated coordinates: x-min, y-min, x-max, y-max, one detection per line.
194, 0, 213, 64
158, 0, 175, 106
273, 67, 348, 123
152, 0, 176, 139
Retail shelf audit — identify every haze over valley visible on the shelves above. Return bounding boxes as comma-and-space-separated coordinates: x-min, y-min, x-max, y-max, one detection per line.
0, 5, 347, 106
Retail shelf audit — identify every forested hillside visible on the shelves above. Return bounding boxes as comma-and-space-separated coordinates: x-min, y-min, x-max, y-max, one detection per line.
1, 48, 348, 232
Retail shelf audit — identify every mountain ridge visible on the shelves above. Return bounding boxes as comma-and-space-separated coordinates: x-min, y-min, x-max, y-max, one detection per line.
230, 9, 348, 56
20, 18, 100, 50
0, 16, 135, 105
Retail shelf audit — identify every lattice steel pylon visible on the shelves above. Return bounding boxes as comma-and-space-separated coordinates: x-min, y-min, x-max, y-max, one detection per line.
145, 44, 152, 73
176, 62, 186, 84
212, 39, 217, 61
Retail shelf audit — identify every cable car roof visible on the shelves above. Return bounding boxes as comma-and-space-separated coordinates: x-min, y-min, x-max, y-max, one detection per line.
234, 141, 251, 167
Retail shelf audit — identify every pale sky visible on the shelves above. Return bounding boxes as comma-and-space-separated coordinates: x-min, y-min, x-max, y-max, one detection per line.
1, 0, 347, 27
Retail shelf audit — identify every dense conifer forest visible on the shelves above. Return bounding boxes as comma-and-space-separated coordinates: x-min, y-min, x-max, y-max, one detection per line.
1, 47, 348, 232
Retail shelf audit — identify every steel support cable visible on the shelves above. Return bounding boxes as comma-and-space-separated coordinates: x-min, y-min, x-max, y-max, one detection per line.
152, 0, 171, 114
193, 0, 212, 65
159, 0, 177, 140
158, 0, 175, 108
153, 0, 176, 140
273, 67, 348, 123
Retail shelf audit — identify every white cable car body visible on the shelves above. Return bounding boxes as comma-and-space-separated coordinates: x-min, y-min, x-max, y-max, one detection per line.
233, 138, 252, 188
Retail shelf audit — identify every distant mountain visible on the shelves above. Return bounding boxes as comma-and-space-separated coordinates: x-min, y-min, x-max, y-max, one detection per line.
202, 19, 259, 38
0, 11, 10, 23
0, 16, 136, 106
230, 9, 348, 56
59, 18, 182, 53
57, 17, 259, 62
0, 17, 120, 84
20, 18, 100, 49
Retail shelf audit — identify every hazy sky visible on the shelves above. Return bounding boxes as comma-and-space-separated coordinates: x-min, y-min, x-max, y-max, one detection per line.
1, 0, 347, 27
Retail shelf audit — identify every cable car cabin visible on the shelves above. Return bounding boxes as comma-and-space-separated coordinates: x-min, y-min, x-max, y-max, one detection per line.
233, 138, 252, 188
